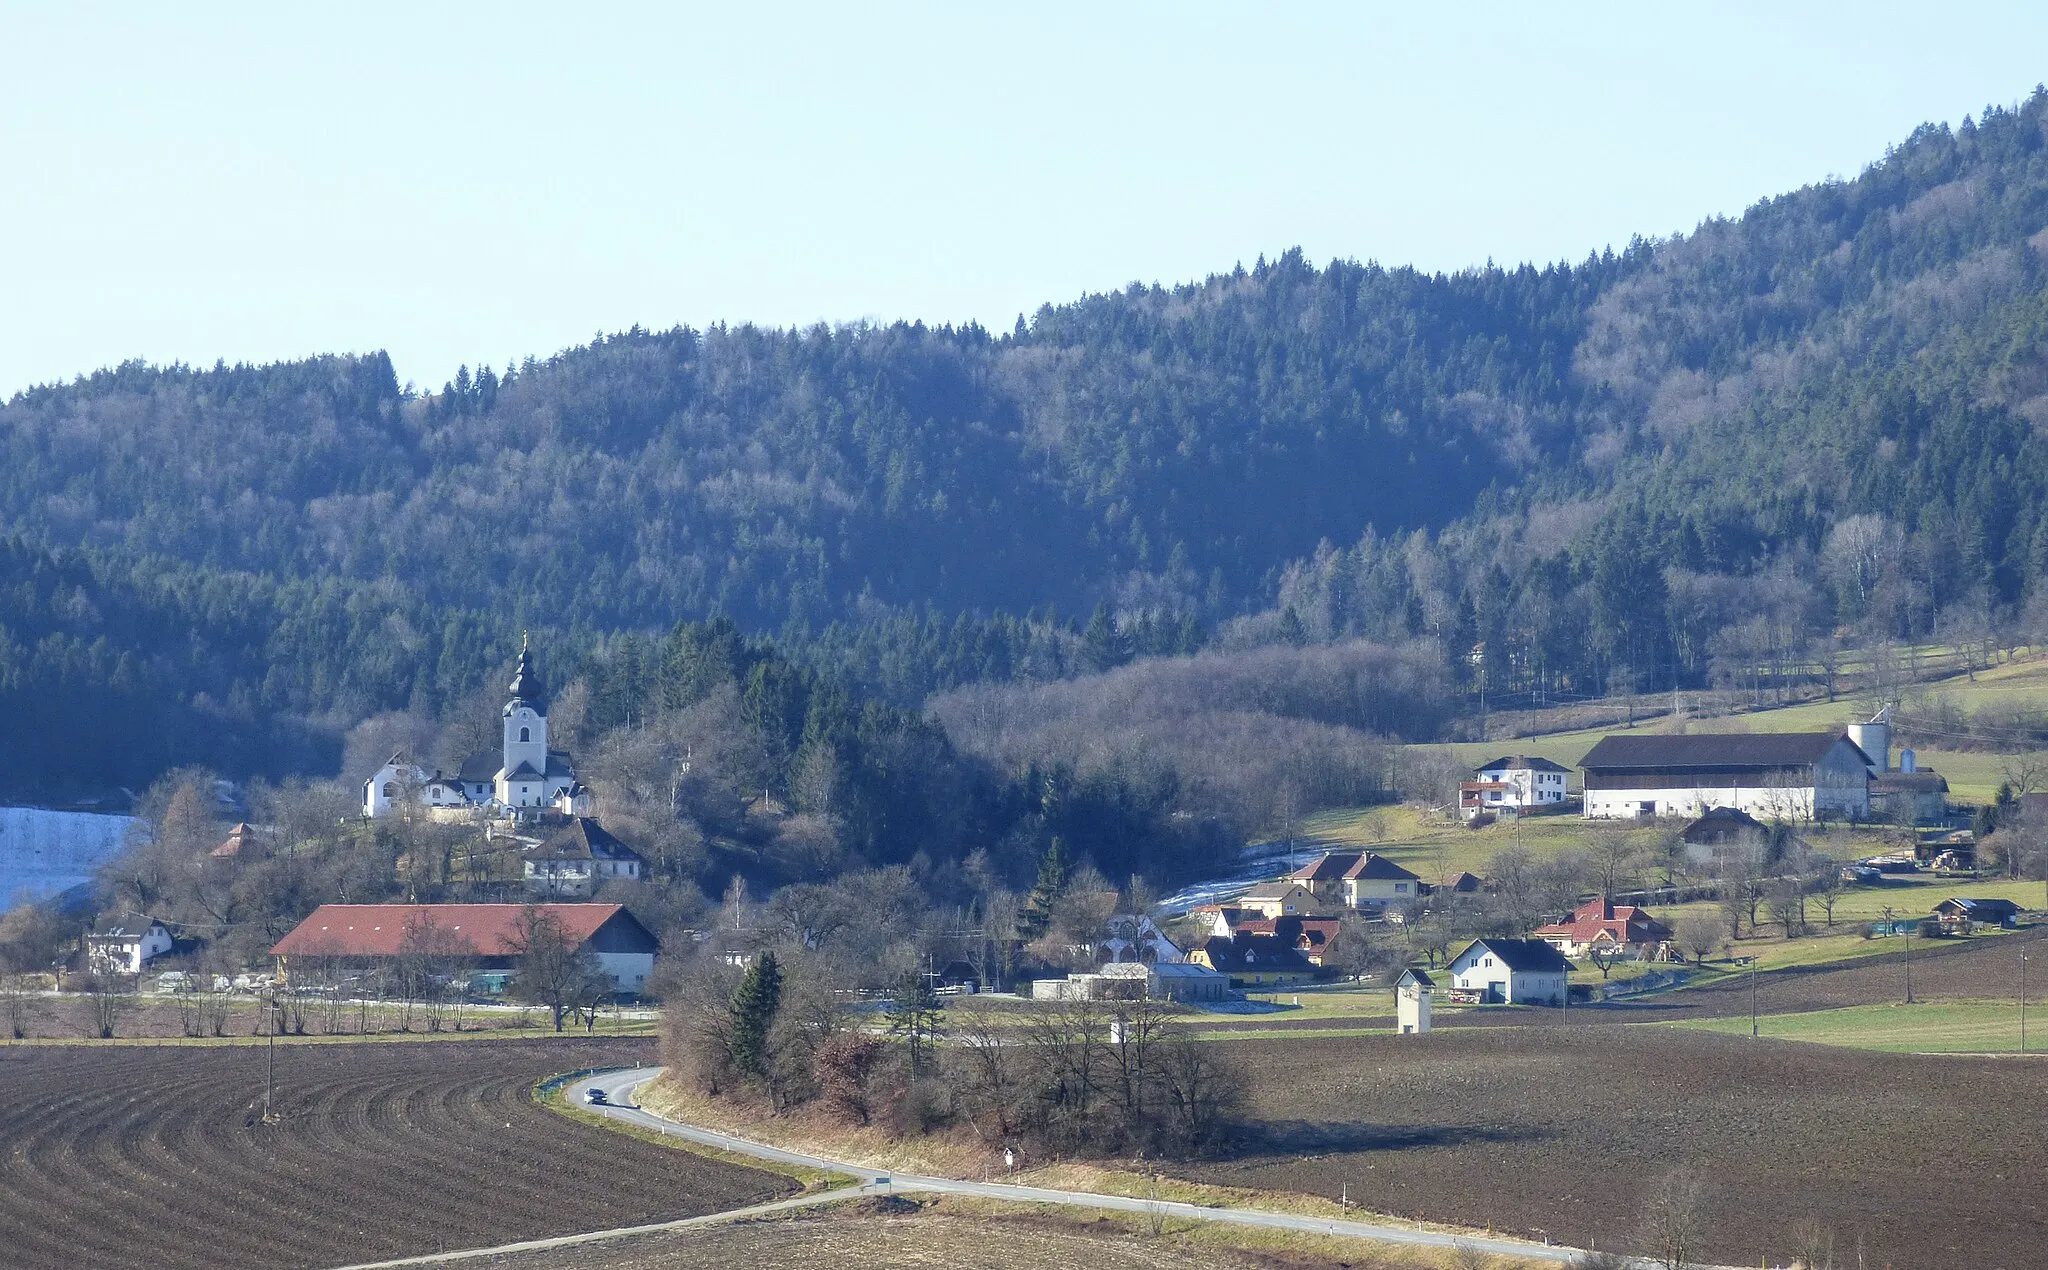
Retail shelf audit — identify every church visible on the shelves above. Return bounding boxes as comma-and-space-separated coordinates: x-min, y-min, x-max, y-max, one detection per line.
361, 640, 590, 821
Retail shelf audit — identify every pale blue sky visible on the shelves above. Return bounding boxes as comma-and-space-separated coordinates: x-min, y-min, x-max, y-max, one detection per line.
3, 4, 2044, 396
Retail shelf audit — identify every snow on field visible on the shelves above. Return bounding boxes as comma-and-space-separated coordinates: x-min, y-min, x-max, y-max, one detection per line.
0, 807, 136, 907
1154, 837, 1322, 915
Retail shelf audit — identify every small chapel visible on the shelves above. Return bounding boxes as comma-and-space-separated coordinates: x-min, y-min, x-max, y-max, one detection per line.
361, 639, 590, 821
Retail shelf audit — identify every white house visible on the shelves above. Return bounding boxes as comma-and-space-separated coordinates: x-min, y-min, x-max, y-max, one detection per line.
86, 914, 174, 975
1460, 755, 1570, 818
363, 639, 591, 821
1096, 913, 1187, 964
1578, 731, 1873, 822
1447, 937, 1573, 1006
522, 818, 646, 897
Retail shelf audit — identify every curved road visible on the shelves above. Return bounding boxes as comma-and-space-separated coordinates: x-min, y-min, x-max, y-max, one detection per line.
571, 1066, 1689, 1268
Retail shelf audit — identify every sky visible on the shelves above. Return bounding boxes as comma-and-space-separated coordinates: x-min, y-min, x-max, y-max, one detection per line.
3, 3, 2046, 396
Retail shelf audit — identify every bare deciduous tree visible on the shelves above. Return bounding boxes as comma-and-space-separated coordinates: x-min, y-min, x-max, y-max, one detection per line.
1638, 1165, 1711, 1270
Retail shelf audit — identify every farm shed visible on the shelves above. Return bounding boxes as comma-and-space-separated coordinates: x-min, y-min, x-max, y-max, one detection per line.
1447, 938, 1573, 1006
1579, 732, 1872, 822
271, 902, 659, 994
1933, 897, 2019, 932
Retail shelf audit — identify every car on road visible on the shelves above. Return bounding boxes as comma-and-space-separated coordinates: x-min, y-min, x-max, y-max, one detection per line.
583, 1087, 608, 1106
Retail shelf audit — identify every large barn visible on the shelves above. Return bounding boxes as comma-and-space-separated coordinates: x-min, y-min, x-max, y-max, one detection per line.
1579, 731, 1873, 822
270, 902, 658, 994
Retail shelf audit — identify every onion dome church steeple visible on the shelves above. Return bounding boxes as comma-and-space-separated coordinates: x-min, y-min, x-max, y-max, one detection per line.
507, 631, 545, 710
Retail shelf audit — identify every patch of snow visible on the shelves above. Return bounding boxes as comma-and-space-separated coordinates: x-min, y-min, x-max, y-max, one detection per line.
0, 807, 136, 908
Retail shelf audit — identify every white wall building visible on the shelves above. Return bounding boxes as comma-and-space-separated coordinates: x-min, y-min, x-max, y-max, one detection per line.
1465, 755, 1570, 814
86, 915, 174, 975
1396, 968, 1433, 1034
1579, 731, 1872, 822
362, 640, 590, 821
1448, 938, 1572, 1006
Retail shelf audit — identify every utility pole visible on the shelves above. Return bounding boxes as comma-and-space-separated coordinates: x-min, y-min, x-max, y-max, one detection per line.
1742, 956, 1759, 1038
2022, 949, 2030, 1054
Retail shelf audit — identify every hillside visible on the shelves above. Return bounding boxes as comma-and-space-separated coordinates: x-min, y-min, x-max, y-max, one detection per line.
7, 95, 2048, 795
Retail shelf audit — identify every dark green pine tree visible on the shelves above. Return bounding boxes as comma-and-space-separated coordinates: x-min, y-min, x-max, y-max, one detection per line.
1017, 838, 1069, 940
726, 951, 783, 1080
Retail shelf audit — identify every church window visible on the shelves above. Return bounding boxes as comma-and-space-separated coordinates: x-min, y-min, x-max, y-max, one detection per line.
520, 727, 530, 742
382, 783, 395, 798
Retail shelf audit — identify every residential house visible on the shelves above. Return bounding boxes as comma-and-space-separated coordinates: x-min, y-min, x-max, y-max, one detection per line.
522, 818, 646, 897
1286, 852, 1421, 912
271, 902, 660, 994
1461, 756, 1571, 818
1096, 913, 1187, 964
1534, 898, 1672, 959
1438, 871, 1485, 895
1190, 934, 1317, 986
86, 914, 175, 975
1186, 903, 1252, 940
1224, 914, 1343, 966
1579, 732, 1873, 822
1932, 897, 2020, 933
1447, 938, 1573, 1005
1233, 881, 1325, 920
1396, 967, 1433, 1034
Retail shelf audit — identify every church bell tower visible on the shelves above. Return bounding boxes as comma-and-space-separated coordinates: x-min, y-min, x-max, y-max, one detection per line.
500, 635, 549, 803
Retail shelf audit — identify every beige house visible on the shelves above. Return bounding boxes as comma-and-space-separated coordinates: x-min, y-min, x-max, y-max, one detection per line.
1286, 851, 1422, 911
1233, 882, 1323, 919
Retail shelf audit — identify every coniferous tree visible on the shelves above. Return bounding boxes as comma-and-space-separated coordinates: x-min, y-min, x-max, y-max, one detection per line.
1018, 838, 1069, 940
726, 951, 783, 1080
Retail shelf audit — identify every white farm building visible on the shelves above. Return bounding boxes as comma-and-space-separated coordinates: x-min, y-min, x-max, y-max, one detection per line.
1578, 731, 1873, 823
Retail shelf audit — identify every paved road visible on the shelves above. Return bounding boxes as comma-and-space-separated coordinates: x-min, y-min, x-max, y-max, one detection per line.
573, 1066, 1681, 1267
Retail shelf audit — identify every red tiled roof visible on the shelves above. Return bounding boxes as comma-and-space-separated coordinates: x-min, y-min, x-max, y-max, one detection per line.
1533, 899, 1670, 945
271, 903, 624, 958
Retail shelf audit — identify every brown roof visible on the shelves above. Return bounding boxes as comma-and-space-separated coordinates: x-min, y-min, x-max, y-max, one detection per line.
271, 903, 626, 958
1286, 852, 1419, 884
209, 823, 257, 859
525, 818, 646, 864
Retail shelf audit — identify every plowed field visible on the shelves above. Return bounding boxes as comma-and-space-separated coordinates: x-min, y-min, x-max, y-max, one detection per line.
1177, 1026, 2048, 1269
0, 1038, 790, 1270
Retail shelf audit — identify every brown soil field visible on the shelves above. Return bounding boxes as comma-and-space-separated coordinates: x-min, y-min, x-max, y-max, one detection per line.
0, 1037, 790, 1270
459, 1203, 1305, 1270
1174, 1025, 2048, 1269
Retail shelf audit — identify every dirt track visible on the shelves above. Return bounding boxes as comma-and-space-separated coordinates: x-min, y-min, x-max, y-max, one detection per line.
0, 1038, 789, 1270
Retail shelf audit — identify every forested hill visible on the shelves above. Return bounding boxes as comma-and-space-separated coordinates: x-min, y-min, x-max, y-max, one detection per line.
7, 94, 2048, 792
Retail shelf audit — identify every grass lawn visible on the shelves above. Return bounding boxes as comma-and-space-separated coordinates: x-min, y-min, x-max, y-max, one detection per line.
1670, 999, 2046, 1053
